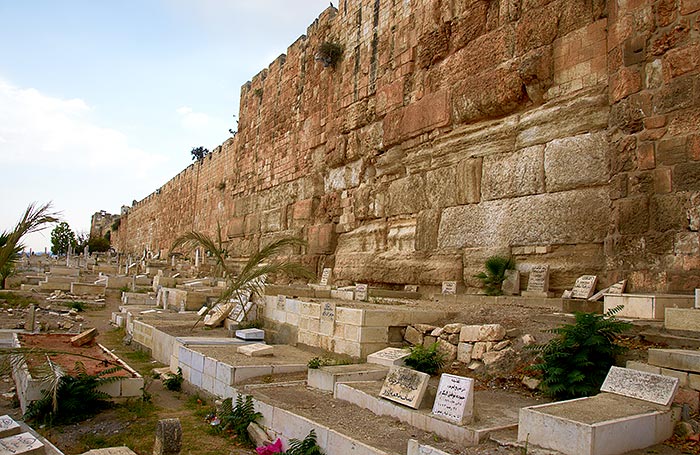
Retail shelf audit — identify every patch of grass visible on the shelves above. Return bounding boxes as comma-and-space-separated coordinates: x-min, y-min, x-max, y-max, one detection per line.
79, 433, 109, 449
66, 300, 85, 312
0, 291, 38, 307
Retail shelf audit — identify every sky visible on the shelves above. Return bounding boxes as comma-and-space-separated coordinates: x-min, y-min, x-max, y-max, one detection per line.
0, 0, 332, 253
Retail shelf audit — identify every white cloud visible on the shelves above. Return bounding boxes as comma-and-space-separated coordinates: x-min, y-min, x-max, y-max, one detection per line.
0, 79, 166, 177
176, 106, 210, 130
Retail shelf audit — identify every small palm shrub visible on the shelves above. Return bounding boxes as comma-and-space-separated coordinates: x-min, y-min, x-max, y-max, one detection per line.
404, 343, 445, 375
474, 255, 515, 296
528, 306, 631, 400
163, 367, 183, 391
25, 362, 120, 424
218, 394, 261, 445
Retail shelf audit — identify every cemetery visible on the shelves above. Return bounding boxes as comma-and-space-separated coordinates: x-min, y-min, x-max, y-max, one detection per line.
0, 0, 699, 453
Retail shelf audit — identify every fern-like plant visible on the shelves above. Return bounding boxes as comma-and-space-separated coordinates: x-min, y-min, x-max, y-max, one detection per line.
284, 429, 324, 455
25, 361, 120, 424
528, 306, 631, 400
474, 255, 515, 296
404, 343, 445, 376
218, 394, 262, 445
163, 367, 183, 391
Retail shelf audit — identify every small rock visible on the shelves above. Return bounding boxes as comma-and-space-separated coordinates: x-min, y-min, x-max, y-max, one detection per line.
493, 340, 511, 351
404, 326, 423, 346
414, 323, 437, 334
423, 335, 437, 346
69, 309, 78, 316
431, 327, 443, 337
483, 348, 512, 366
472, 341, 492, 360
521, 334, 536, 346
447, 333, 460, 344
675, 421, 694, 438
522, 376, 541, 390
436, 339, 457, 362
468, 360, 482, 371
458, 343, 473, 364
443, 323, 463, 334
75, 315, 85, 322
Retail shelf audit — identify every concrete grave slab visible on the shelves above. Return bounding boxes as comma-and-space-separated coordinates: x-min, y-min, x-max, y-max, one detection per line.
235, 328, 264, 341
307, 364, 388, 392
238, 344, 273, 357
605, 293, 694, 319
0, 417, 20, 439
0, 432, 44, 455
379, 366, 430, 409
648, 349, 700, 374
367, 347, 410, 367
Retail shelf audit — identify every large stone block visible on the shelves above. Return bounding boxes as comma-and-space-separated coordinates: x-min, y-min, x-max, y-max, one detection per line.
439, 187, 609, 249
482, 146, 545, 200
383, 90, 451, 147
648, 349, 700, 373
544, 132, 609, 192
452, 68, 525, 124
460, 324, 506, 342
308, 223, 337, 254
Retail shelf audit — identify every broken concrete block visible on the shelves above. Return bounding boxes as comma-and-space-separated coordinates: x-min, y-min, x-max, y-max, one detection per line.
71, 327, 98, 347
237, 344, 273, 357
459, 324, 505, 342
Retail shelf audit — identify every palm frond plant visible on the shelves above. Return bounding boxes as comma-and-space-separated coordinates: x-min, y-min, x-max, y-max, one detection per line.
25, 361, 122, 425
0, 202, 59, 289
170, 229, 315, 328
474, 255, 515, 296
170, 222, 229, 278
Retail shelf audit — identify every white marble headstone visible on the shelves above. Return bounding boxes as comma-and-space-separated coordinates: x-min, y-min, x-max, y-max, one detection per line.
379, 366, 430, 409
432, 374, 474, 424
0, 432, 44, 455
601, 366, 679, 406
442, 281, 457, 295
276, 294, 286, 311
235, 328, 264, 341
355, 283, 368, 301
319, 268, 332, 286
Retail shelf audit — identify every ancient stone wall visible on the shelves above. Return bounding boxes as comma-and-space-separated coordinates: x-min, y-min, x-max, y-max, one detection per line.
112, 0, 700, 293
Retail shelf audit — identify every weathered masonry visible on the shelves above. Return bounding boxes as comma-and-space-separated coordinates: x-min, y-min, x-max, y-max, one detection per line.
112, 0, 700, 294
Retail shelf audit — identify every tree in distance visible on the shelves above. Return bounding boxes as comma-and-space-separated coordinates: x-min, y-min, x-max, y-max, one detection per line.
190, 146, 210, 161
51, 222, 76, 256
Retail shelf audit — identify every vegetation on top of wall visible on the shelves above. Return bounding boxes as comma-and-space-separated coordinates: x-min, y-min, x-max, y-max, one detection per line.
190, 146, 210, 161
315, 41, 343, 68
404, 343, 445, 375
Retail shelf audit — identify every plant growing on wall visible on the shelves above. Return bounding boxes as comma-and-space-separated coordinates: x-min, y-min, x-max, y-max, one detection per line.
404, 343, 445, 375
528, 306, 631, 399
474, 255, 515, 296
190, 146, 210, 161
315, 42, 343, 68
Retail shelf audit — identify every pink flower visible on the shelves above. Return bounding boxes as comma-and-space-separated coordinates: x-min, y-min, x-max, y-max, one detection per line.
256, 438, 283, 455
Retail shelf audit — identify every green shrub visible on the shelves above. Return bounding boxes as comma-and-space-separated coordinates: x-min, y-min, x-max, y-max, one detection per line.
163, 367, 183, 391
404, 343, 445, 375
528, 306, 631, 400
67, 300, 85, 312
284, 429, 324, 455
217, 394, 261, 445
474, 255, 515, 296
25, 362, 120, 425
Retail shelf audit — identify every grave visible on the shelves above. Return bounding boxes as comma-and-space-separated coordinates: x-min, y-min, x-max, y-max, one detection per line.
521, 265, 553, 298
570, 275, 597, 299
605, 293, 694, 319
367, 347, 410, 367
0, 432, 44, 455
153, 418, 182, 455
237, 344, 273, 357
236, 328, 264, 341
378, 366, 430, 409
441, 281, 457, 295
319, 268, 332, 286
0, 416, 20, 439
518, 366, 679, 455
431, 374, 474, 424
307, 363, 389, 392
500, 270, 520, 296
355, 283, 368, 302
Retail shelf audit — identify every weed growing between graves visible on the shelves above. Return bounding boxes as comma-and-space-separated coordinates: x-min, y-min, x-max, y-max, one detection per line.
284, 429, 325, 455
66, 300, 85, 312
25, 362, 120, 425
216, 394, 262, 446
404, 343, 446, 375
163, 367, 184, 391
307, 356, 353, 369
474, 255, 515, 296
0, 291, 37, 307
528, 306, 631, 399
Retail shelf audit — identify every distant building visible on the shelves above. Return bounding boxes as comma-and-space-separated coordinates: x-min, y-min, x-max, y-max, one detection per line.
90, 210, 120, 239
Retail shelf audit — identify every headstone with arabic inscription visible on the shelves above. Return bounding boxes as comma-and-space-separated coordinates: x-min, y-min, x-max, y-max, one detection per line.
0, 432, 44, 455
367, 347, 410, 367
442, 281, 457, 295
522, 265, 553, 297
0, 415, 20, 439
431, 374, 474, 424
276, 294, 286, 311
570, 275, 598, 299
379, 366, 430, 409
319, 268, 332, 286
501, 269, 520, 296
355, 283, 368, 301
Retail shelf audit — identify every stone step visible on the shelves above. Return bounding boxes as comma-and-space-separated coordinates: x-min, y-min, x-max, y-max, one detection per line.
665, 308, 700, 332
0, 432, 45, 455
639, 331, 700, 349
648, 349, 700, 374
